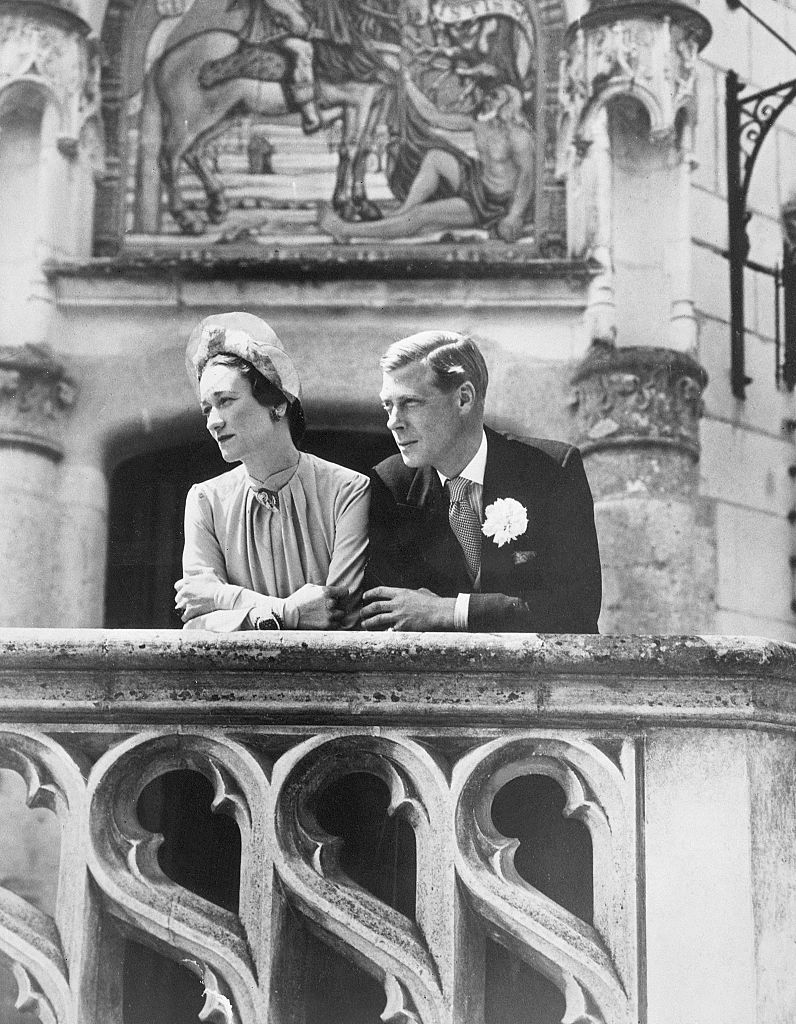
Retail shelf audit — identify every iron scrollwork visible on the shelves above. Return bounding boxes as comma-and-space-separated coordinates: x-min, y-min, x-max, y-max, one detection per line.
726, 70, 796, 399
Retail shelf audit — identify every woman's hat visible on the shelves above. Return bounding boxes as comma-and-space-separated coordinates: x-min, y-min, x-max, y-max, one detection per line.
186, 312, 301, 404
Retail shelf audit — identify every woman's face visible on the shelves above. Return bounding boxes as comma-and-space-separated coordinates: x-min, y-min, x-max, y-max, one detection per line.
199, 363, 281, 464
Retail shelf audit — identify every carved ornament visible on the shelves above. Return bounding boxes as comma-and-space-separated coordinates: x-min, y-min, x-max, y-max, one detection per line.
0, 9, 103, 168
557, 0, 712, 170
0, 723, 640, 1022
0, 634, 795, 1021
569, 343, 708, 456
0, 345, 77, 459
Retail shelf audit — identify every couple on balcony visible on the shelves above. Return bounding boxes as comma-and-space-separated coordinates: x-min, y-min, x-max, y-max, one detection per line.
174, 312, 602, 633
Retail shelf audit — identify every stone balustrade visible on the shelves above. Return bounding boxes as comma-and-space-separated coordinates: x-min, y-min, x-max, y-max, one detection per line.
0, 630, 794, 1024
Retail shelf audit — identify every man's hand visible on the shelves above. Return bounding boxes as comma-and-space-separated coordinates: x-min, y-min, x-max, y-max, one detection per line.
360, 587, 456, 631
174, 571, 221, 622
285, 583, 348, 629
497, 213, 523, 243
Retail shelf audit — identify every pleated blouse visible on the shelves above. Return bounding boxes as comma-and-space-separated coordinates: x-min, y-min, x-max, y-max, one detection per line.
181, 453, 369, 630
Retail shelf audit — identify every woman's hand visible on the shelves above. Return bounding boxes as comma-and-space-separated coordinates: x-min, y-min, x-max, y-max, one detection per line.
174, 571, 222, 622
285, 583, 349, 629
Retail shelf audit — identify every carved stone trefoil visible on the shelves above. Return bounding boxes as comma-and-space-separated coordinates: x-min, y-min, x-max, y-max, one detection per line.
0, 345, 77, 460
557, 0, 712, 171
569, 343, 708, 457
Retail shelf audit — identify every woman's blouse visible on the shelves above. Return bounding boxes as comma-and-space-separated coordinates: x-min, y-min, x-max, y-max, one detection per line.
182, 453, 369, 630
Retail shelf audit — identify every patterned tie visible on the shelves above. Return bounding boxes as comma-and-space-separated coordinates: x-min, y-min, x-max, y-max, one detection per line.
446, 476, 482, 582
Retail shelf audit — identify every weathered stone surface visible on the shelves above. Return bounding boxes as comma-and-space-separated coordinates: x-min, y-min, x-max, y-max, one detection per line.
570, 344, 708, 458
0, 630, 792, 1024
0, 346, 77, 460
0, 629, 793, 726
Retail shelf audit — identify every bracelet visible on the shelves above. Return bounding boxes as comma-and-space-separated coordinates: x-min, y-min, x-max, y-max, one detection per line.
252, 610, 284, 631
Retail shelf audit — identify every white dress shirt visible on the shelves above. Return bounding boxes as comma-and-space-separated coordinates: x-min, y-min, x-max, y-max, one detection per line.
437, 431, 488, 630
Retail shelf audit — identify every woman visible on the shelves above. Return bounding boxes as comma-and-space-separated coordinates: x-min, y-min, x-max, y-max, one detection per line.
174, 311, 369, 630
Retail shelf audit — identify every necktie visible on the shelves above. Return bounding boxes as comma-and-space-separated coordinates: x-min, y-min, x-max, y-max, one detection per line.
446, 476, 482, 582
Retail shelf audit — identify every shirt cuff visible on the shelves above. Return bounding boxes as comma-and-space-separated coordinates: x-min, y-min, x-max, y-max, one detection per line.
454, 592, 470, 631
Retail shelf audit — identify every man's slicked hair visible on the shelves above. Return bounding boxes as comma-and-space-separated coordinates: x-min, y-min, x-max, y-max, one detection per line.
380, 331, 489, 400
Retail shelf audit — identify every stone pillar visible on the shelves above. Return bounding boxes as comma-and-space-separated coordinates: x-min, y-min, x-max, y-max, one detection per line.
558, 0, 714, 631
570, 345, 713, 631
0, 0, 103, 627
0, 346, 77, 626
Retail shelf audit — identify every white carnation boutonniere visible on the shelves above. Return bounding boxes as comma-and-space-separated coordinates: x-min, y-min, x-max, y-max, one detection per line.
482, 497, 529, 548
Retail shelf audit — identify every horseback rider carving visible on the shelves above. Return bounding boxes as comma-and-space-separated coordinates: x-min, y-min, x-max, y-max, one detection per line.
235, 0, 323, 133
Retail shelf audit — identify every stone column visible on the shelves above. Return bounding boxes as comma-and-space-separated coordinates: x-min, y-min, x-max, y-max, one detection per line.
570, 345, 713, 631
0, 346, 78, 626
0, 0, 103, 627
558, 0, 714, 631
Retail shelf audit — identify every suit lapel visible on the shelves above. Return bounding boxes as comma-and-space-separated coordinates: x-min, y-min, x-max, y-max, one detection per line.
480, 434, 518, 587
402, 466, 472, 593
480, 429, 547, 591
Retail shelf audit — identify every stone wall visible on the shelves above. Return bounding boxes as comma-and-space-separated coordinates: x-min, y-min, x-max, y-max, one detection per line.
693, 0, 796, 639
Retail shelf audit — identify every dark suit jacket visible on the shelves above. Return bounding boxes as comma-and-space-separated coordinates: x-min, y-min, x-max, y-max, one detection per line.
367, 427, 602, 632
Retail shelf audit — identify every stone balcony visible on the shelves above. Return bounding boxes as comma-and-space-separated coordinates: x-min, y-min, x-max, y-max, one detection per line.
0, 630, 794, 1024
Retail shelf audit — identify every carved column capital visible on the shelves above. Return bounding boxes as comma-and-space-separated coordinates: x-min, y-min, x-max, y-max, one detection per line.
0, 345, 77, 459
0, 3, 103, 174
569, 343, 708, 457
557, 0, 711, 171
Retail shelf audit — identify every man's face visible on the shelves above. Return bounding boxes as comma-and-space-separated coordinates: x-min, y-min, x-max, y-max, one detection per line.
380, 361, 466, 472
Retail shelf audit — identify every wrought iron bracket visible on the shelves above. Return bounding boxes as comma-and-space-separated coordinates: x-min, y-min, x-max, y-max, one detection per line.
726, 70, 796, 399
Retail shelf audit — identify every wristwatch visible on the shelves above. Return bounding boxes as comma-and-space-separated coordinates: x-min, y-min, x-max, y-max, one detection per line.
252, 610, 284, 631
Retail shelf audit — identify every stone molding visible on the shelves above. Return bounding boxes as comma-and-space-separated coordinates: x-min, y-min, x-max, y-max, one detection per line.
569, 343, 708, 457
0, 3, 103, 171
0, 630, 793, 727
44, 251, 600, 282
556, 0, 711, 170
0, 345, 77, 459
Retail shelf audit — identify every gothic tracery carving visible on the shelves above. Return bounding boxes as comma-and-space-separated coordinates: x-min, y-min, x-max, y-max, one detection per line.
556, 6, 710, 162
0, 731, 87, 1024
0, 11, 103, 161
0, 726, 640, 1022
453, 736, 637, 1024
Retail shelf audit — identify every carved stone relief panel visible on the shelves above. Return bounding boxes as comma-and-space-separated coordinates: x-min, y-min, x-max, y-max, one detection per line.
95, 0, 569, 256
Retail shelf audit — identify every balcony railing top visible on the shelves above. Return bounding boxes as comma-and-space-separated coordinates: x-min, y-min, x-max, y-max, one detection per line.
0, 629, 793, 730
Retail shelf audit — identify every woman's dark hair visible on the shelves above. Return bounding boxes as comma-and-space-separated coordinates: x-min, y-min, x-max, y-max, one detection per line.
203, 353, 306, 445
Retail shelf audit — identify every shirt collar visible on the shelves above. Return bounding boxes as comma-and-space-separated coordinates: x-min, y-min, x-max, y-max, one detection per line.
437, 430, 488, 488
247, 454, 301, 496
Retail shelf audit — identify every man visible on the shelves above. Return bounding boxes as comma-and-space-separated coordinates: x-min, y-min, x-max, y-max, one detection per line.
361, 331, 601, 632
319, 83, 535, 243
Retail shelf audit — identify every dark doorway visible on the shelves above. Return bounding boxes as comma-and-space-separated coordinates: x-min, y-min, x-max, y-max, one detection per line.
104, 427, 396, 628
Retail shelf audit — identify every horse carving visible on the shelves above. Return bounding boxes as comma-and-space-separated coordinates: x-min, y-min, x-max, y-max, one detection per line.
133, 0, 425, 234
